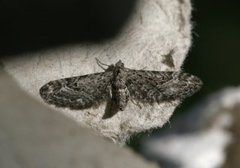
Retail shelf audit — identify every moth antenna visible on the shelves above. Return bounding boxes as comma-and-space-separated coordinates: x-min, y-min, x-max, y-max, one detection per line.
95, 58, 110, 70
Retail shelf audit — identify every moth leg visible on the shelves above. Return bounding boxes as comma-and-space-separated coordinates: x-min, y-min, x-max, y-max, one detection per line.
130, 99, 142, 109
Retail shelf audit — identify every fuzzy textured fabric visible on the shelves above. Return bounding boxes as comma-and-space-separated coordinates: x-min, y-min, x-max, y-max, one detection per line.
2, 0, 192, 143
0, 69, 159, 168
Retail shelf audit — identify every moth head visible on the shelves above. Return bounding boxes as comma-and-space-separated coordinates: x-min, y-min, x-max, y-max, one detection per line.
115, 60, 124, 68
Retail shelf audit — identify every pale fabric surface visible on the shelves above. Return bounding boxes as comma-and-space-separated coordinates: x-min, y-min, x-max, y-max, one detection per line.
0, 68, 159, 168
1, 0, 192, 143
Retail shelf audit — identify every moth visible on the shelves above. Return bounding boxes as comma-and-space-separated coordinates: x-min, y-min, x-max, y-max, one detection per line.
39, 59, 202, 114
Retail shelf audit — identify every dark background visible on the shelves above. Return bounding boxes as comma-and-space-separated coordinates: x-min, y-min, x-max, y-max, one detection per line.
1, 0, 240, 151
0, 0, 137, 55
186, 0, 240, 102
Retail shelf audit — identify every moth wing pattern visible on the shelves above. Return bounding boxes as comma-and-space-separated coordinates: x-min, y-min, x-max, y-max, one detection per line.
125, 69, 202, 104
39, 71, 113, 109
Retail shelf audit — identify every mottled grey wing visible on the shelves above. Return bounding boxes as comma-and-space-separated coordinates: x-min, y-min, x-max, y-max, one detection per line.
39, 72, 113, 109
125, 70, 202, 104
